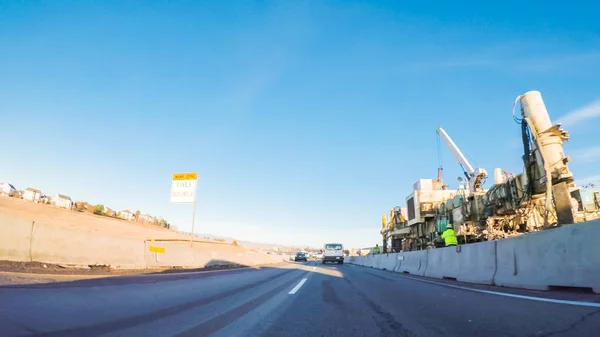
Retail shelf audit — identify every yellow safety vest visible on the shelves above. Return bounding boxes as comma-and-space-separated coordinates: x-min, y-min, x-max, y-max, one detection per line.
441, 229, 458, 246
373, 246, 380, 254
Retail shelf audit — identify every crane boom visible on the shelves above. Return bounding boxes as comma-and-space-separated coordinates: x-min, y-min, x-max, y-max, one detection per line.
436, 127, 474, 176
436, 127, 488, 192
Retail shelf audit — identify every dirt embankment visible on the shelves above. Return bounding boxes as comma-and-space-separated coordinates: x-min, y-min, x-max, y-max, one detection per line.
0, 197, 247, 254
0, 260, 246, 276
0, 260, 255, 286
0, 197, 258, 285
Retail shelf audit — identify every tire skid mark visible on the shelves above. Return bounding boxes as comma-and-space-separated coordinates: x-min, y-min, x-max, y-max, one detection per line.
36, 268, 298, 337
344, 268, 416, 337
177, 271, 310, 337
2, 266, 281, 289
322, 279, 342, 307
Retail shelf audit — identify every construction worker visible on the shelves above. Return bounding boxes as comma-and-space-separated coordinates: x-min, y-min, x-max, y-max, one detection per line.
441, 224, 458, 247
372, 244, 380, 255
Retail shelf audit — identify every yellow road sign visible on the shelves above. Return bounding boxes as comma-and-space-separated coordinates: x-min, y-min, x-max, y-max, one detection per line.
172, 172, 198, 181
149, 246, 165, 253
171, 172, 198, 203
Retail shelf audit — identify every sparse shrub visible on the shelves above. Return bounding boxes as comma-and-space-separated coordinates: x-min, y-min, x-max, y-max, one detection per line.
93, 204, 105, 215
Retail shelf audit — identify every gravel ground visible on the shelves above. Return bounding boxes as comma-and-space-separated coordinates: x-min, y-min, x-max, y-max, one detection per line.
0, 273, 64, 286
0, 260, 251, 275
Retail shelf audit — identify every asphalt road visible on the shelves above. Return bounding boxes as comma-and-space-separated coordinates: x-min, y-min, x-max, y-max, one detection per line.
1, 260, 599, 336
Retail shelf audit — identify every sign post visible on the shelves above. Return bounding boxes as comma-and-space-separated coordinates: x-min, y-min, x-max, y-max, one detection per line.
170, 172, 198, 245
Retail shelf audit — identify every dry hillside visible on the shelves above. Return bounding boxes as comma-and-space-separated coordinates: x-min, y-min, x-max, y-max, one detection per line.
0, 197, 247, 253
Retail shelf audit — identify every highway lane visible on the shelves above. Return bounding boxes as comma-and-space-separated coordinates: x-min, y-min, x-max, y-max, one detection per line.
1, 260, 599, 336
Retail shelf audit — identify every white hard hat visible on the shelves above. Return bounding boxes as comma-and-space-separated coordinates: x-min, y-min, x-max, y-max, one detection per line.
446, 224, 453, 229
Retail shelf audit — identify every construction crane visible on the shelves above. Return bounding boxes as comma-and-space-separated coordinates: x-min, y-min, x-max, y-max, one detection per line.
436, 127, 488, 193
388, 90, 599, 252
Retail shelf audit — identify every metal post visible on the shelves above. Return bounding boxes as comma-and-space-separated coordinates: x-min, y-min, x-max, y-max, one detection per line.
190, 198, 197, 246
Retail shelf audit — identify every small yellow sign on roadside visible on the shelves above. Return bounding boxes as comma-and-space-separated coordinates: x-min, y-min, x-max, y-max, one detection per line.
149, 246, 165, 253
172, 172, 198, 181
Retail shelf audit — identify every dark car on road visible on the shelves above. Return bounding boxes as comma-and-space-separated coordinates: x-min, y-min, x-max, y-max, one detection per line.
294, 251, 307, 262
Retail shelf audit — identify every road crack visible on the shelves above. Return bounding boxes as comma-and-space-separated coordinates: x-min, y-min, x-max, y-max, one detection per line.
0, 314, 40, 335
534, 309, 600, 336
345, 277, 416, 337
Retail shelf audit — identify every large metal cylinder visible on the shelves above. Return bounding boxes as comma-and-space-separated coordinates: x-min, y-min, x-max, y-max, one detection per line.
494, 168, 504, 184
520, 91, 574, 225
519, 91, 570, 181
520, 91, 553, 132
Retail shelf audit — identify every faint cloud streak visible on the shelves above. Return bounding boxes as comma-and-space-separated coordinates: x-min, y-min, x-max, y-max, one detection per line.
577, 175, 600, 185
570, 145, 600, 163
402, 47, 600, 74
227, 50, 288, 109
513, 52, 600, 72
557, 99, 600, 126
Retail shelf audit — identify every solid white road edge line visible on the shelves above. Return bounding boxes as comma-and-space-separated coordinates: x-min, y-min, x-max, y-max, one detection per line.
391, 270, 600, 308
288, 278, 307, 295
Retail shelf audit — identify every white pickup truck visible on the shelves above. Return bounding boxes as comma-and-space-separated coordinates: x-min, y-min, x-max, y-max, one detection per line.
322, 243, 344, 264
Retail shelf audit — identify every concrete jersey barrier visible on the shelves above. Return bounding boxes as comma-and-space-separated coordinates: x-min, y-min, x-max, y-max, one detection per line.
31, 221, 146, 269
3, 206, 600, 290
144, 241, 284, 269
0, 212, 286, 270
347, 218, 600, 293
421, 241, 495, 284
457, 241, 496, 285
379, 254, 397, 271
424, 247, 459, 280
494, 221, 600, 293
396, 250, 428, 276
0, 213, 33, 262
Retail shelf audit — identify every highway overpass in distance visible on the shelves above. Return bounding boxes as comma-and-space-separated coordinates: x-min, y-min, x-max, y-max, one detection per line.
1, 259, 599, 337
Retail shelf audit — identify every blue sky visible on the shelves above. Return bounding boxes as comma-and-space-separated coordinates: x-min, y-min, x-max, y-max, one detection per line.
1, 1, 599, 248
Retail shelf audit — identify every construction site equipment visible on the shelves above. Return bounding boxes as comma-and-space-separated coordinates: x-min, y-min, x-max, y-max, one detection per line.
384, 90, 600, 251
436, 127, 488, 193
380, 207, 408, 252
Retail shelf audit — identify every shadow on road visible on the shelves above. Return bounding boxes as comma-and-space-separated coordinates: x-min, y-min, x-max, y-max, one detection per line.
0, 259, 292, 288
0, 257, 352, 289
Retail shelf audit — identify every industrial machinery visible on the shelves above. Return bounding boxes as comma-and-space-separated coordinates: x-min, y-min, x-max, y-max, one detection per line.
388, 90, 600, 251
436, 127, 488, 193
380, 207, 408, 253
